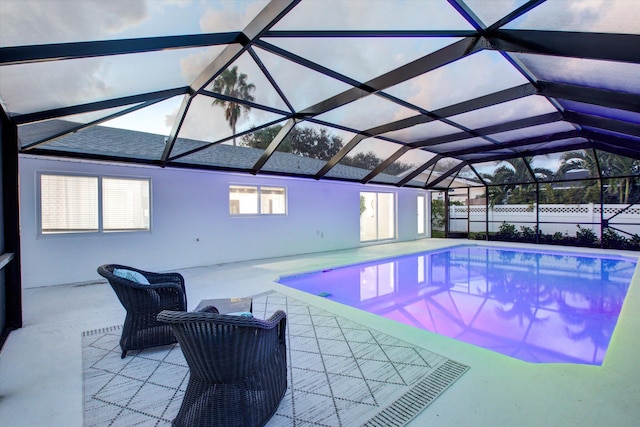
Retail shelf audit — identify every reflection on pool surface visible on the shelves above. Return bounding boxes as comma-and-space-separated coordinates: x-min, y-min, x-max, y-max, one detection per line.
278, 245, 637, 365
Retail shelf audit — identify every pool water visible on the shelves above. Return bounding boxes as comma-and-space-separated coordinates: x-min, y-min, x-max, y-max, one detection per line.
278, 245, 637, 365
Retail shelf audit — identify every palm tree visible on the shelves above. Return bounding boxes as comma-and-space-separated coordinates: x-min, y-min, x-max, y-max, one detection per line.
601, 152, 639, 204
558, 150, 639, 203
211, 66, 255, 146
555, 150, 600, 203
482, 157, 552, 206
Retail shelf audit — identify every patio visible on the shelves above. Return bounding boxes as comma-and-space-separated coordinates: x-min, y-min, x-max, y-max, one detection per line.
1, 239, 640, 426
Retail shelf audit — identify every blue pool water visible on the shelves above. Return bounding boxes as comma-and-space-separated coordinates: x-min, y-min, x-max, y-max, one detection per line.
278, 245, 637, 365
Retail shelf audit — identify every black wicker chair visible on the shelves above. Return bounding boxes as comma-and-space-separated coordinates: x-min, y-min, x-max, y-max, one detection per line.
97, 264, 187, 358
157, 309, 287, 427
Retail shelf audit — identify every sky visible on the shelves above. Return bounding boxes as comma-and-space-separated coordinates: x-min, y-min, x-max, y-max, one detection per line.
0, 0, 636, 167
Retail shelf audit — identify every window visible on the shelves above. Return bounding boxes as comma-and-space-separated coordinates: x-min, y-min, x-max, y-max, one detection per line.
41, 174, 98, 233
102, 177, 150, 232
40, 174, 150, 234
360, 191, 396, 242
229, 185, 286, 215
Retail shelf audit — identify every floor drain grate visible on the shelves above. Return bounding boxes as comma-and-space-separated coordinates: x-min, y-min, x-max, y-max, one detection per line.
363, 360, 469, 427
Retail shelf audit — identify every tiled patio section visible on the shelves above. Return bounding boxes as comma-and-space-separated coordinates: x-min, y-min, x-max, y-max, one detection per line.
82, 291, 468, 426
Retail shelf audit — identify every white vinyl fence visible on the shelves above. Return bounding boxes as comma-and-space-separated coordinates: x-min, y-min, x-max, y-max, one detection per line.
449, 203, 640, 236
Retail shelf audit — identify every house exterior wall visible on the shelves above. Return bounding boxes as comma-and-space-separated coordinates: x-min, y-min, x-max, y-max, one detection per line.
19, 155, 427, 288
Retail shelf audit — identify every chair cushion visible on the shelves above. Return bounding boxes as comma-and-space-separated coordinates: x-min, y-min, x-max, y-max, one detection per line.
113, 268, 150, 285
227, 311, 253, 317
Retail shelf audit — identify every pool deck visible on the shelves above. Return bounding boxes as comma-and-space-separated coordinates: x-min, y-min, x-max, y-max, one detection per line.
1, 239, 639, 426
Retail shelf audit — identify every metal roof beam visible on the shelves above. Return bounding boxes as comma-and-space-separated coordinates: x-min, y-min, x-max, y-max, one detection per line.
447, 0, 486, 32
12, 87, 187, 125
0, 33, 240, 66
443, 130, 580, 157
410, 111, 561, 148
314, 134, 367, 179
264, 30, 477, 38
298, 37, 479, 116
564, 111, 640, 139
485, 0, 548, 32
582, 129, 640, 159
408, 83, 536, 147
166, 117, 285, 162
251, 118, 297, 174
396, 155, 443, 187
491, 30, 640, 64
593, 142, 640, 161
361, 146, 412, 184
20, 98, 169, 150
426, 161, 468, 188
539, 81, 640, 113
467, 141, 595, 164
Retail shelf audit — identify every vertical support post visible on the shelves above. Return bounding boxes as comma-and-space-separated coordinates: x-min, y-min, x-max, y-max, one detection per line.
600, 178, 605, 249
535, 182, 540, 244
1, 108, 23, 349
485, 185, 489, 240
466, 186, 470, 236
444, 191, 450, 237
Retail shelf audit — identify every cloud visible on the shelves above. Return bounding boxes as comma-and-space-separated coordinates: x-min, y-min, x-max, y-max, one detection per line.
0, 57, 111, 115
179, 45, 227, 84
0, 0, 149, 46
388, 51, 527, 114
199, 0, 269, 33
510, 0, 636, 33
274, 0, 470, 31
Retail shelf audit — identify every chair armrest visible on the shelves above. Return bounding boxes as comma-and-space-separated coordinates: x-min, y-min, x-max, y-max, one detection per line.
145, 271, 185, 286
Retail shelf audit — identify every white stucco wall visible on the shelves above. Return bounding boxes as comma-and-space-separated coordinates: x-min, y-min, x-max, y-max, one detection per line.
19, 155, 428, 288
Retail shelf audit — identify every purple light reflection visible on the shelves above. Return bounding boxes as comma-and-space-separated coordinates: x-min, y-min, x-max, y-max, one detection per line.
278, 245, 637, 365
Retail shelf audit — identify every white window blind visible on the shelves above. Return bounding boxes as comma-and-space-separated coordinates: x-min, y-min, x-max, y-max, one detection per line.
103, 178, 150, 232
41, 174, 98, 233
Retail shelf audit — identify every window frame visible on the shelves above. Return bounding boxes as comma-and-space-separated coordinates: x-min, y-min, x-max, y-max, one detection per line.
38, 172, 152, 236
229, 184, 287, 216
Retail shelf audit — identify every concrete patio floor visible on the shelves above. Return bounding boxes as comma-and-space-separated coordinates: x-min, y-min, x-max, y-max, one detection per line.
1, 239, 639, 426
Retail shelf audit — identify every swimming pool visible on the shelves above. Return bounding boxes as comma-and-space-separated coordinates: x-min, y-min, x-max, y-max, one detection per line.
278, 245, 637, 365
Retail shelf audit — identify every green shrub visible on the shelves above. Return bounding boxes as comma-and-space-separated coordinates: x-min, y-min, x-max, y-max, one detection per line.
628, 234, 640, 250
468, 232, 486, 240
602, 228, 624, 249
551, 232, 567, 244
497, 222, 518, 240
520, 226, 536, 242
576, 225, 598, 247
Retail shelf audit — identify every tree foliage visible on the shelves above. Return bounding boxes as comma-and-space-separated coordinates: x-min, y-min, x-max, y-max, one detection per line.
242, 124, 412, 175
483, 158, 552, 206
